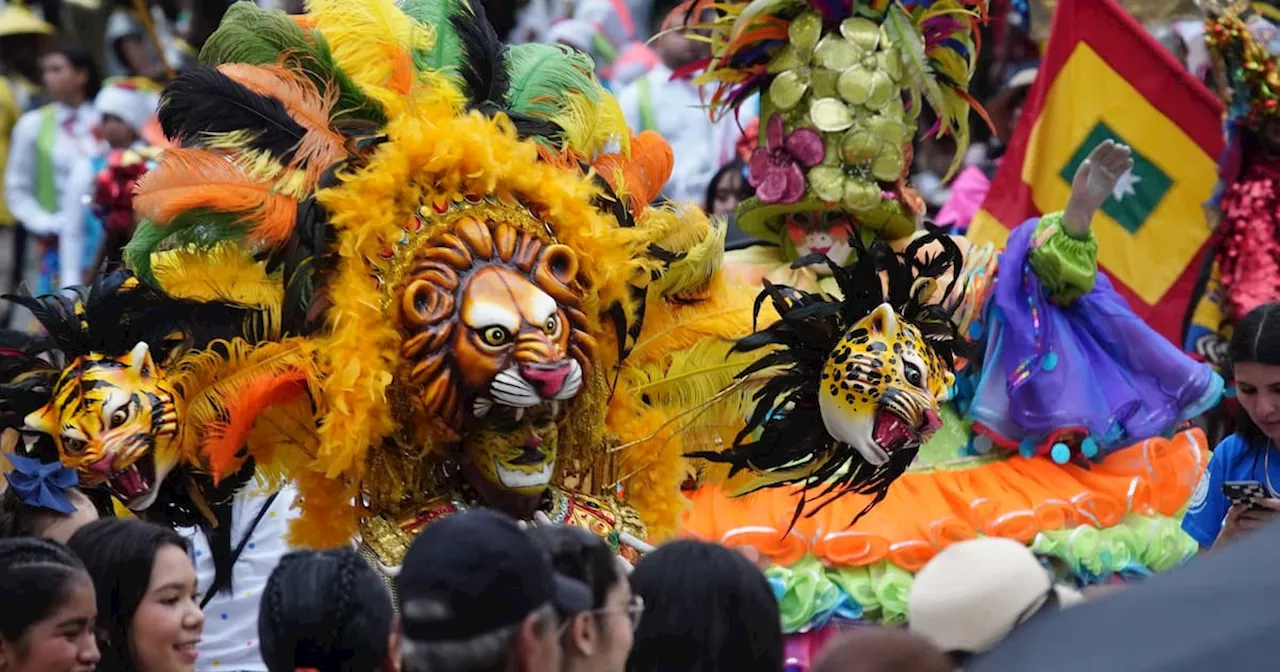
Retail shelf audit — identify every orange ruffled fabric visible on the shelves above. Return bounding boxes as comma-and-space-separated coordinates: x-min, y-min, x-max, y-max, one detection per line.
682, 428, 1208, 573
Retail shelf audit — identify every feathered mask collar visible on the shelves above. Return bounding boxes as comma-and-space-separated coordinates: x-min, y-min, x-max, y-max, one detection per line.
689, 227, 966, 529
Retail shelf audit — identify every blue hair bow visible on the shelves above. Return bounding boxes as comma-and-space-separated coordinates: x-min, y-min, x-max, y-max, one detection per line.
4, 453, 78, 514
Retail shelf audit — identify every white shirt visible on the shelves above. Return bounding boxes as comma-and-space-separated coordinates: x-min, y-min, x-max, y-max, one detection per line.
617, 63, 752, 206
178, 485, 299, 672
4, 101, 101, 285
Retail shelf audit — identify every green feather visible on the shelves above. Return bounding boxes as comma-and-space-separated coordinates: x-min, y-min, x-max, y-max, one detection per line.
124, 213, 247, 284
198, 3, 385, 124
885, 4, 945, 129
399, 0, 466, 72
503, 43, 600, 120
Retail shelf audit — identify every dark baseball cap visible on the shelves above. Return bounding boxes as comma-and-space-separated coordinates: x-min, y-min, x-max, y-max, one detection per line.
396, 508, 594, 642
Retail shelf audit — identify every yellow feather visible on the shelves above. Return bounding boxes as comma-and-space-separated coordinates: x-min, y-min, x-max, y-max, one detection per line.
647, 207, 725, 299
150, 244, 284, 339
305, 0, 434, 113
554, 89, 631, 160
169, 338, 319, 476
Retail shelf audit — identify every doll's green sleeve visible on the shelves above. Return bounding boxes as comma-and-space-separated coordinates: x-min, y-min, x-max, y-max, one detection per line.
1026, 211, 1099, 304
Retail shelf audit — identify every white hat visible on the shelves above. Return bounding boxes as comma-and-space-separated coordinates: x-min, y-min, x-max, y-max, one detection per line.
908, 538, 1083, 655
545, 19, 597, 54
95, 81, 159, 134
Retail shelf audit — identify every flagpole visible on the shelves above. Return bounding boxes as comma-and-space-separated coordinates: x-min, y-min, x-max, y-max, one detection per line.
131, 0, 174, 81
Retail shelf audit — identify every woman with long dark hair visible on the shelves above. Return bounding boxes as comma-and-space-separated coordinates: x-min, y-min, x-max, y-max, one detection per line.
0, 537, 100, 672
67, 517, 204, 672
626, 540, 781, 672
258, 548, 398, 672
1184, 302, 1280, 548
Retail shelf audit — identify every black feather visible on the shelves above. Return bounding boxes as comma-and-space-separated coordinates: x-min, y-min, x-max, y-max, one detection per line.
3, 269, 274, 367
688, 230, 969, 530
451, 0, 508, 112
446, 0, 567, 145
159, 67, 307, 162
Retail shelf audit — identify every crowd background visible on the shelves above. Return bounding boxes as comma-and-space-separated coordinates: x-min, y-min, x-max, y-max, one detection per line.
0, 1, 1271, 672
0, 0, 1208, 321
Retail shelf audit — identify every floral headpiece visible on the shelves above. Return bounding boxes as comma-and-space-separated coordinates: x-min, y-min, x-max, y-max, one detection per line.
681, 0, 989, 243
1205, 0, 1280, 127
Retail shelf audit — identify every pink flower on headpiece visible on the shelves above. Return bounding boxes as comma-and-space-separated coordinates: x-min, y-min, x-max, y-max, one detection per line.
748, 114, 825, 204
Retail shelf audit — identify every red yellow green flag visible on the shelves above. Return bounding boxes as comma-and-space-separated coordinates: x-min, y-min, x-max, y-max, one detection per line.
967, 0, 1224, 343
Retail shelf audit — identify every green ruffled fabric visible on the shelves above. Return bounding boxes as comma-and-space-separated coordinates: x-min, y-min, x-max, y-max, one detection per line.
1032, 514, 1197, 576
766, 514, 1198, 630
1027, 211, 1099, 304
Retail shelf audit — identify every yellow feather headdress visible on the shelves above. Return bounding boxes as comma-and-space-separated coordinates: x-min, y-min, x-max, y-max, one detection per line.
133, 0, 716, 546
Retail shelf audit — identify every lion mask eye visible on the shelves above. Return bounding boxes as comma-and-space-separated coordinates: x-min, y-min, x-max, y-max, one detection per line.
544, 315, 560, 336
481, 326, 513, 347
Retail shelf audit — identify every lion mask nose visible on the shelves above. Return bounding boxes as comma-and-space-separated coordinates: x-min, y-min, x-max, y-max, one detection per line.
520, 362, 572, 398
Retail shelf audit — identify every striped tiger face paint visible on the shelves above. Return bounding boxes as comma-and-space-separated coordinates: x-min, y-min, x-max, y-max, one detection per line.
24, 342, 183, 511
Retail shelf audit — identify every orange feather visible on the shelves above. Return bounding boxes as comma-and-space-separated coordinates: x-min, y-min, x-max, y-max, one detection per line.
726, 21, 788, 54
593, 131, 674, 217
204, 370, 310, 483
134, 148, 298, 247
622, 131, 673, 208
216, 63, 346, 180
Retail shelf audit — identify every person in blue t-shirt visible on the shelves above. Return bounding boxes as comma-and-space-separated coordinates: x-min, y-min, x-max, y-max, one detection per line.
1184, 302, 1280, 549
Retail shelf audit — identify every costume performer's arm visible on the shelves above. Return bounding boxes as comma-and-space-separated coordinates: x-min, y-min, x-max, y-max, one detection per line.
932, 141, 1128, 333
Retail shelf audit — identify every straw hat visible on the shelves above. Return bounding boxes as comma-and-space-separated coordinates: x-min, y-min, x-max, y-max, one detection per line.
0, 2, 54, 38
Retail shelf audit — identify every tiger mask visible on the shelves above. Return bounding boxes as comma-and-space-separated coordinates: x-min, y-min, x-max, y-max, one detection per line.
24, 342, 184, 511
396, 217, 597, 430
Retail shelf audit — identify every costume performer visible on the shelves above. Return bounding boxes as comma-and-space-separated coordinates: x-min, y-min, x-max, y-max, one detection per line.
96, 0, 735, 575
664, 0, 1225, 646
1185, 1, 1280, 372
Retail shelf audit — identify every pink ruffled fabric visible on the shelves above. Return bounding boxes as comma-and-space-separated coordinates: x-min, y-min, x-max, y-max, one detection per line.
1217, 158, 1280, 321
784, 626, 845, 672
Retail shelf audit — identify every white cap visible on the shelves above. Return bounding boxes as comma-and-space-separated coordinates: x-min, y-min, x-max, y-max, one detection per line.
95, 81, 159, 134
908, 538, 1083, 654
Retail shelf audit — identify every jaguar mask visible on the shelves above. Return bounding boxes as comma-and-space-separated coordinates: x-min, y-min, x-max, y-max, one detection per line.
396, 216, 596, 430
818, 303, 952, 466
24, 342, 183, 511
689, 230, 964, 523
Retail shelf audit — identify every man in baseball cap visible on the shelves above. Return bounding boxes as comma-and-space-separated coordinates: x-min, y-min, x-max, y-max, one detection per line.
397, 508, 594, 672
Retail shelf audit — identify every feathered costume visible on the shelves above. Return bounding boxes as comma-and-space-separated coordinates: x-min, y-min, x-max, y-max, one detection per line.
0, 0, 1226, 647
14, 0, 744, 569
668, 0, 1225, 643
1185, 1, 1280, 369
0, 269, 283, 585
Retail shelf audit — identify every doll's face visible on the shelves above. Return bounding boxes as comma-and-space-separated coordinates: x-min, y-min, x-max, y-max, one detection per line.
785, 213, 856, 273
